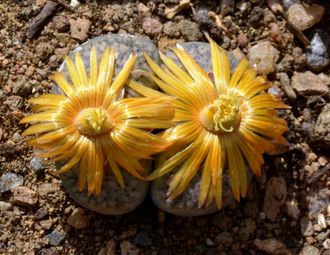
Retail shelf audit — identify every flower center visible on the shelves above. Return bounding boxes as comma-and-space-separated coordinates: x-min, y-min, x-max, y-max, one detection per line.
200, 95, 244, 133
75, 108, 113, 136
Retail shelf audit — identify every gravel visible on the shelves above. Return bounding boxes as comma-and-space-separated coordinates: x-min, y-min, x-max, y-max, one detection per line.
247, 41, 280, 75
306, 29, 330, 72
0, 172, 24, 193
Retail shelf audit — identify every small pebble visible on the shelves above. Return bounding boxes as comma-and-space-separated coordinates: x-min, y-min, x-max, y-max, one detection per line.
248, 41, 280, 75
12, 186, 38, 206
317, 214, 327, 229
67, 208, 90, 229
163, 21, 180, 38
323, 239, 330, 250
269, 22, 282, 43
313, 103, 330, 147
286, 3, 325, 31
237, 1, 251, 12
292, 47, 306, 70
70, 18, 91, 41
300, 217, 314, 237
214, 231, 233, 246
316, 230, 330, 242
313, 224, 322, 232
291, 71, 329, 96
318, 157, 328, 167
299, 245, 320, 255
46, 230, 66, 246
277, 72, 296, 101
307, 188, 329, 219
53, 15, 69, 33
142, 17, 163, 37
0, 201, 12, 211
0, 172, 24, 193
38, 183, 59, 198
137, 3, 151, 17
249, 6, 264, 27
177, 20, 203, 41
30, 157, 46, 173
254, 238, 290, 254
286, 200, 300, 220
34, 207, 48, 219
306, 236, 316, 245
206, 238, 214, 246
306, 29, 330, 72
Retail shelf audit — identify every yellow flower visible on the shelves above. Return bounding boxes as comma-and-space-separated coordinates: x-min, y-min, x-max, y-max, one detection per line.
134, 39, 289, 209
20, 47, 174, 195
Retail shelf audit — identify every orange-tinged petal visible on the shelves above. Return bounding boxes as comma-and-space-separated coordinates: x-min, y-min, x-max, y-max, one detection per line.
232, 140, 248, 198
91, 139, 105, 194
126, 119, 174, 129
75, 51, 89, 88
224, 137, 240, 201
214, 170, 223, 209
172, 45, 214, 96
249, 94, 290, 109
38, 131, 80, 158
235, 134, 263, 176
86, 139, 96, 195
239, 125, 275, 153
128, 80, 167, 98
159, 51, 194, 85
230, 59, 249, 88
210, 38, 230, 95
89, 47, 98, 89
168, 131, 212, 200
198, 134, 219, 208
22, 122, 65, 136
65, 55, 82, 89
104, 138, 145, 179
79, 151, 88, 192
27, 125, 75, 145
115, 97, 174, 121
236, 69, 257, 92
245, 81, 272, 98
145, 54, 209, 107
102, 138, 125, 188
54, 136, 89, 174
53, 72, 74, 96
104, 54, 137, 106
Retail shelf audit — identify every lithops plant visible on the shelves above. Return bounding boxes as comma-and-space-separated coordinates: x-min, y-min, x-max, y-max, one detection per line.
21, 34, 174, 215
21, 34, 289, 217
141, 39, 289, 216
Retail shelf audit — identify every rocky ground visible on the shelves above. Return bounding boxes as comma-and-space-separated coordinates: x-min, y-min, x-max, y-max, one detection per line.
0, 0, 329, 254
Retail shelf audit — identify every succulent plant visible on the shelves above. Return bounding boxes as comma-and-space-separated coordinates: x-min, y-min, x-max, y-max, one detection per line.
20, 35, 289, 215
136, 38, 290, 209
20, 47, 174, 195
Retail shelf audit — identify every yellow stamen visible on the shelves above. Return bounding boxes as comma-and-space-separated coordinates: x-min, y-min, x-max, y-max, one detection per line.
199, 95, 245, 133
75, 108, 113, 136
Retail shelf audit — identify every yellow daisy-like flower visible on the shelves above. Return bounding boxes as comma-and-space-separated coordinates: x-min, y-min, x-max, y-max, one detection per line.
20, 47, 174, 195
132, 39, 289, 209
